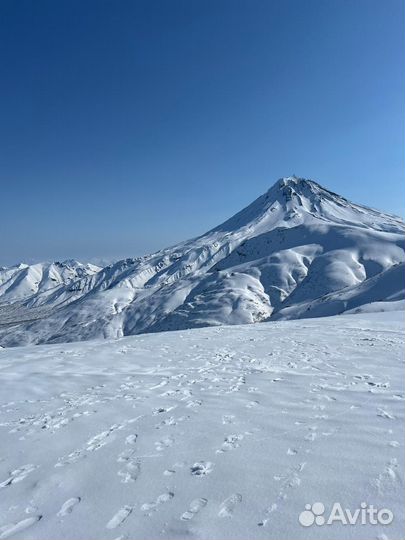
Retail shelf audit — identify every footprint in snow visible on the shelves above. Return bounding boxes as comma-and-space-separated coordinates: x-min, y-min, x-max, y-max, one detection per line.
258, 503, 278, 527
388, 441, 400, 448
118, 456, 141, 483
86, 425, 121, 451
106, 506, 133, 529
305, 427, 317, 442
153, 406, 173, 415
180, 498, 208, 521
57, 497, 81, 516
246, 400, 259, 409
273, 462, 306, 495
218, 494, 242, 517
155, 437, 174, 451
217, 434, 244, 453
155, 416, 183, 429
0, 464, 38, 489
125, 434, 137, 445
190, 461, 213, 476
24, 503, 38, 515
186, 400, 202, 408
141, 492, 174, 514
57, 424, 123, 466
149, 380, 169, 390
377, 409, 395, 420
0, 516, 42, 539
372, 458, 399, 495
164, 461, 186, 476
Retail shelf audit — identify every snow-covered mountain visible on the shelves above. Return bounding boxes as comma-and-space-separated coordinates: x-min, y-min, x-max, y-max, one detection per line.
0, 260, 101, 305
1, 177, 404, 346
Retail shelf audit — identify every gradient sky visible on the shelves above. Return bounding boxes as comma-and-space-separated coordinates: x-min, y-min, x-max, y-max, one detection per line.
1, 0, 404, 266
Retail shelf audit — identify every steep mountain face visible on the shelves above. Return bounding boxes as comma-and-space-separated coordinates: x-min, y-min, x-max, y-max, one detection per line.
1, 177, 404, 346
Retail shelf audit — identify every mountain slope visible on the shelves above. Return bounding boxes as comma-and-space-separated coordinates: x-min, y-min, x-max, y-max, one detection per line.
1, 177, 404, 346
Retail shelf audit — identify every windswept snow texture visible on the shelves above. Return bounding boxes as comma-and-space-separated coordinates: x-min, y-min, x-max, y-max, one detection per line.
0, 177, 404, 346
0, 312, 403, 540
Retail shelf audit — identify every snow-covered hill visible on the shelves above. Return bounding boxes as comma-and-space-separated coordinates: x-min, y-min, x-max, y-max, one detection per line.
0, 312, 403, 540
1, 177, 404, 346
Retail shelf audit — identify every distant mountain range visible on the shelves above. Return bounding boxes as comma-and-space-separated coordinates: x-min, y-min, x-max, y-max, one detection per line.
1, 177, 404, 347
0, 260, 101, 303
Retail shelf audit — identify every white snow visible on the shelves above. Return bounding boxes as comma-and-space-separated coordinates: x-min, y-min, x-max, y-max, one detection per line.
0, 311, 403, 539
0, 177, 403, 347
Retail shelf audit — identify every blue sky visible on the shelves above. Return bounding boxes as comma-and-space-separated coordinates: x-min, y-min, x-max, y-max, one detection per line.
1, 0, 404, 265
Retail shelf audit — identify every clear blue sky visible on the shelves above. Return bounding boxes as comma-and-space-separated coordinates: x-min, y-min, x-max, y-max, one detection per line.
1, 0, 404, 266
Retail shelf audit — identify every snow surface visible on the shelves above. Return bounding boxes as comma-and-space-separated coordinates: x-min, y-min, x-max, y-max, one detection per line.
0, 312, 403, 540
0, 177, 403, 347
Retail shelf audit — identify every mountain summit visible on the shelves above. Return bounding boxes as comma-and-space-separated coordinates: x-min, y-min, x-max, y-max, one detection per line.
216, 176, 402, 235
1, 177, 404, 346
